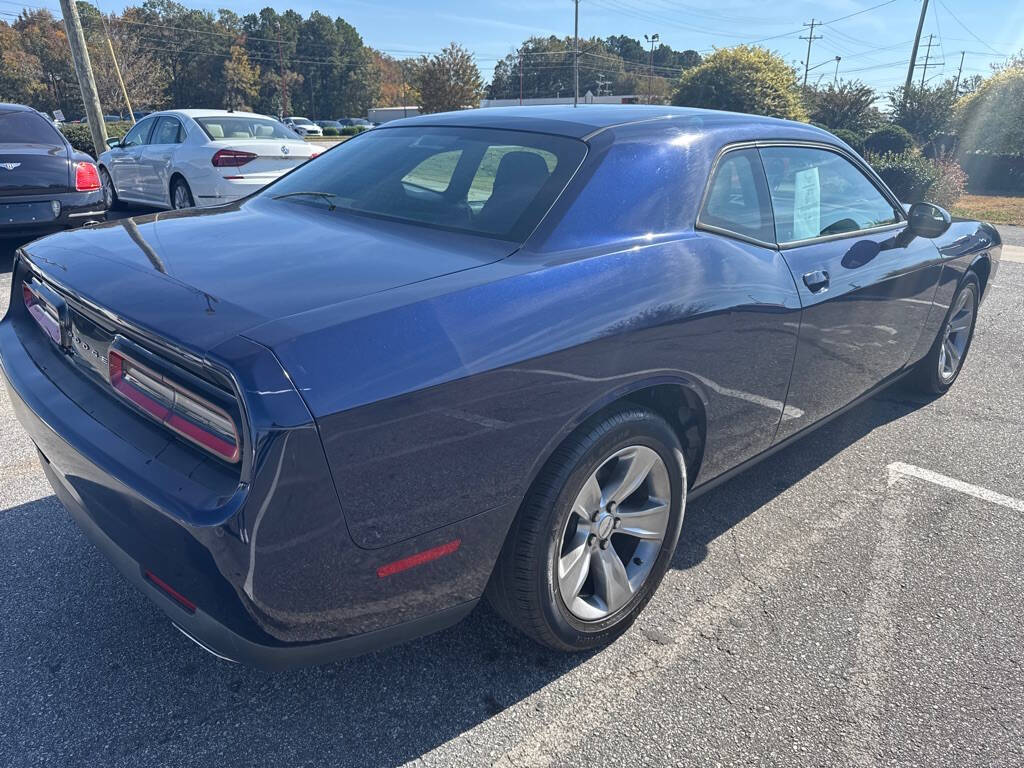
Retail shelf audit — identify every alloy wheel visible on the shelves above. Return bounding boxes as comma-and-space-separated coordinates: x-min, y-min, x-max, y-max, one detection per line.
557, 445, 672, 621
938, 285, 976, 382
100, 170, 114, 208
172, 183, 192, 209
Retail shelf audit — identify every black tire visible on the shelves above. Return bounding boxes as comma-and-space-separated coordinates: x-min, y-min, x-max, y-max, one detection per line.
487, 406, 687, 652
170, 177, 194, 209
99, 166, 117, 210
910, 271, 980, 395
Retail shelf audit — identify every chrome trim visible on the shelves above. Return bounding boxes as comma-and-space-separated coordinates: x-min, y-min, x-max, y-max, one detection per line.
777, 221, 906, 250
172, 623, 239, 664
67, 210, 106, 218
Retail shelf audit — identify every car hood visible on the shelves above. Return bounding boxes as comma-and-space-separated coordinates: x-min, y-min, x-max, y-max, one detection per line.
20, 197, 515, 354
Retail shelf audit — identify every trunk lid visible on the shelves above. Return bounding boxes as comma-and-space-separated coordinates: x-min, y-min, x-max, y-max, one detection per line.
0, 144, 71, 196
211, 139, 315, 182
20, 195, 514, 354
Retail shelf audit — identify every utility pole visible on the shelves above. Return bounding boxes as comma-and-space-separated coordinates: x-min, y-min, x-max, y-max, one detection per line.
833, 55, 842, 85
919, 33, 934, 86
953, 50, 965, 93
645, 33, 659, 104
519, 48, 524, 105
276, 22, 288, 117
101, 16, 134, 124
800, 19, 822, 88
58, 0, 106, 156
573, 0, 579, 107
903, 0, 930, 105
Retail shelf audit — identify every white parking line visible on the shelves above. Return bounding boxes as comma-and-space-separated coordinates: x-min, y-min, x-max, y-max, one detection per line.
887, 462, 1024, 512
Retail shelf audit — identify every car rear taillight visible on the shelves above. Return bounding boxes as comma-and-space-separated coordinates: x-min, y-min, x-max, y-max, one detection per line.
22, 282, 61, 344
211, 149, 257, 168
75, 161, 101, 192
108, 348, 241, 463
309, 152, 321, 159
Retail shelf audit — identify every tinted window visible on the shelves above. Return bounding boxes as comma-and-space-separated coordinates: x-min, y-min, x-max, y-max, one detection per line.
151, 116, 183, 144
121, 118, 154, 147
197, 116, 295, 140
699, 148, 774, 243
0, 110, 63, 145
265, 126, 587, 241
760, 146, 901, 243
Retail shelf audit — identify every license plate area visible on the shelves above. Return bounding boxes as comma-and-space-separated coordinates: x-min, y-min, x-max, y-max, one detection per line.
1, 201, 55, 224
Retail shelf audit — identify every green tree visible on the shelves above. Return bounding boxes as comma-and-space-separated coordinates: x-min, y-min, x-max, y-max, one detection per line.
804, 80, 879, 133
886, 81, 958, 143
412, 43, 482, 114
672, 46, 806, 121
955, 62, 1024, 154
223, 43, 259, 111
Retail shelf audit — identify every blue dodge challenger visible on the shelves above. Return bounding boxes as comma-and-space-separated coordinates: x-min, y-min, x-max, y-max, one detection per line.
0, 106, 1000, 668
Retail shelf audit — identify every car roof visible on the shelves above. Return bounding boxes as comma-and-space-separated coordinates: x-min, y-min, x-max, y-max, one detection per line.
0, 103, 37, 114
384, 104, 832, 142
158, 109, 278, 120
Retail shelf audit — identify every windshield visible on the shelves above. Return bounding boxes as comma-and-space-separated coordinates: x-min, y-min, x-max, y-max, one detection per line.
197, 116, 296, 141
264, 126, 587, 241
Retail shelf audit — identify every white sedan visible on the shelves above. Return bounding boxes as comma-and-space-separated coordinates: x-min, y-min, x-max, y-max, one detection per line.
97, 109, 320, 210
283, 116, 323, 137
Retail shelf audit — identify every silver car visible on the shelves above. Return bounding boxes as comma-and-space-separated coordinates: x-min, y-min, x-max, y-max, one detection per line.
97, 109, 319, 210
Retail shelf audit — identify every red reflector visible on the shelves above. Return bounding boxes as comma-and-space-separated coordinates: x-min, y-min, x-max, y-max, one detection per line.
75, 161, 101, 192
22, 282, 61, 344
376, 539, 461, 578
211, 149, 257, 168
144, 569, 196, 613
309, 152, 320, 159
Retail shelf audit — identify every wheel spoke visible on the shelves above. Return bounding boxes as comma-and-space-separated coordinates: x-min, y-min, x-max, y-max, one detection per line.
949, 314, 971, 333
615, 499, 669, 541
605, 447, 657, 506
944, 338, 961, 368
558, 535, 592, 600
592, 545, 633, 612
573, 474, 602, 521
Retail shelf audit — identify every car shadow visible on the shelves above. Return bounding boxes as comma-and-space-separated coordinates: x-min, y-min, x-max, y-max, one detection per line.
0, 390, 929, 767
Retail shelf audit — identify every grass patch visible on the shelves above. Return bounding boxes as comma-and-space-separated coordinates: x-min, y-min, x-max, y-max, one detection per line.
952, 194, 1024, 226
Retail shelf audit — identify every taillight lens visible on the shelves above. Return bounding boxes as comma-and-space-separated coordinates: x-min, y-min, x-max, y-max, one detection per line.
309, 152, 320, 159
22, 282, 61, 344
211, 149, 257, 168
75, 161, 101, 191
108, 349, 241, 463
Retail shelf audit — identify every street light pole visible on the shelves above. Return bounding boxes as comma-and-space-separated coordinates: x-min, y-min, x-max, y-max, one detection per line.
833, 55, 841, 85
645, 33, 659, 104
573, 0, 579, 107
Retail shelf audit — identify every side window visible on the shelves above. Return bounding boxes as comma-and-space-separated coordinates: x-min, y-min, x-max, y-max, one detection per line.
121, 118, 154, 148
402, 150, 463, 193
151, 117, 183, 145
698, 148, 775, 244
760, 146, 901, 243
468, 145, 556, 204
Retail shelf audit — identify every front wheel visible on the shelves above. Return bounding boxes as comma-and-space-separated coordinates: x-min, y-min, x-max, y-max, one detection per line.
911, 272, 980, 394
99, 167, 117, 210
488, 406, 687, 652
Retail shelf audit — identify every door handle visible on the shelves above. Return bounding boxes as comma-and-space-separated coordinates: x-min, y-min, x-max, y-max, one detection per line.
803, 269, 830, 293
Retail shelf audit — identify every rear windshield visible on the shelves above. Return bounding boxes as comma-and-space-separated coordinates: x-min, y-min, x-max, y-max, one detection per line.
264, 126, 587, 241
196, 116, 296, 141
0, 110, 63, 145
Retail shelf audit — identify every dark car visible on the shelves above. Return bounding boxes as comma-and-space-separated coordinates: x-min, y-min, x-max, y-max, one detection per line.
0, 106, 1000, 668
315, 120, 343, 131
337, 117, 371, 127
1, 103, 107, 237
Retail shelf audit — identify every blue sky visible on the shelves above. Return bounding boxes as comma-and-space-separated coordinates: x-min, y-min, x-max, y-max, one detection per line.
92, 0, 1023, 95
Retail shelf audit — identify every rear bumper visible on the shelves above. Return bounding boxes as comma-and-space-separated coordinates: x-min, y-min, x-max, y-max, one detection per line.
0, 190, 106, 236
0, 333, 478, 669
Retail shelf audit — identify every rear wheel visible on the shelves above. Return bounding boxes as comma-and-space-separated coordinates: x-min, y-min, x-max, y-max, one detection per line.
488, 407, 686, 651
912, 272, 980, 394
170, 177, 194, 209
99, 167, 117, 210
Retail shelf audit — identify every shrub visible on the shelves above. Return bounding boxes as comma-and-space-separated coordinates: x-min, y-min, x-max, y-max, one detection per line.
830, 128, 865, 155
322, 126, 339, 136
955, 63, 1024, 154
59, 121, 131, 158
340, 125, 369, 136
864, 125, 914, 156
960, 151, 1024, 195
672, 45, 807, 121
927, 155, 968, 209
868, 150, 938, 203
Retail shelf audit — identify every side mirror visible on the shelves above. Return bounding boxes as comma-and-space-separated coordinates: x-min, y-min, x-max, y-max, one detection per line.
906, 202, 951, 239
106, 137, 122, 149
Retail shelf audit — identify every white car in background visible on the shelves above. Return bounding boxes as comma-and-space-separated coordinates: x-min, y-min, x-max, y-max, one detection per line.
97, 109, 319, 210
282, 116, 323, 137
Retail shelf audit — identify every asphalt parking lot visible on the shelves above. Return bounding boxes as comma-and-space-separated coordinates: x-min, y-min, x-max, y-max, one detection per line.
1, 225, 1022, 767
